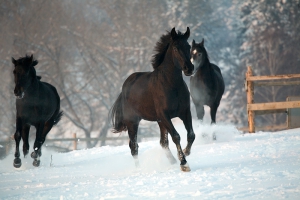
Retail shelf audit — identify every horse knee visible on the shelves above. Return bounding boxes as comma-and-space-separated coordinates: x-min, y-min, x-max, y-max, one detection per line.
187, 131, 195, 143
14, 131, 21, 141
171, 133, 181, 144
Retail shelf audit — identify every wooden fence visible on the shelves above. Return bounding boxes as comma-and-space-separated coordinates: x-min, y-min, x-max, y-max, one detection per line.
245, 66, 300, 133
46, 133, 158, 150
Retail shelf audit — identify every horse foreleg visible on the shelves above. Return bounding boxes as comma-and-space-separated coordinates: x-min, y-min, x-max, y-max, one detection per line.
13, 118, 22, 168
21, 124, 30, 157
180, 110, 195, 157
158, 123, 176, 164
31, 123, 46, 167
160, 114, 190, 172
195, 103, 205, 121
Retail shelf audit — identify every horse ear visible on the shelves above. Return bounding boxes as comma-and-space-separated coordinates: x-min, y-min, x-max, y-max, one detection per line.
12, 57, 17, 65
200, 38, 204, 46
29, 54, 33, 62
171, 27, 177, 40
192, 39, 196, 46
183, 27, 190, 39
32, 60, 38, 67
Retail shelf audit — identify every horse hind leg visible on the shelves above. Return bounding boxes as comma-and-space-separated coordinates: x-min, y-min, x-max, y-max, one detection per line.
158, 123, 176, 165
126, 120, 140, 167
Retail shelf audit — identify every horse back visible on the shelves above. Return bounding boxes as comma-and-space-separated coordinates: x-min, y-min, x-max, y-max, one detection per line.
211, 63, 225, 95
39, 81, 60, 104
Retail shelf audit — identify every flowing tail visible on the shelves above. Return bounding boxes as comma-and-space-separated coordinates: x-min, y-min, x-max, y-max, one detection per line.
53, 111, 63, 126
109, 93, 127, 133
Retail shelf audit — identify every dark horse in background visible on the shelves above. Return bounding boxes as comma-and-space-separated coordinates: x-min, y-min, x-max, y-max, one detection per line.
190, 39, 224, 124
110, 27, 195, 172
11, 55, 63, 168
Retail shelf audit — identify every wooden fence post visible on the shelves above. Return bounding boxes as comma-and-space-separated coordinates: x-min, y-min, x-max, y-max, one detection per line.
246, 66, 255, 133
73, 133, 77, 150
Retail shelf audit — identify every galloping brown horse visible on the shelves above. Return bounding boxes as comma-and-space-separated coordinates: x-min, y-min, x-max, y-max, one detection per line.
110, 27, 195, 171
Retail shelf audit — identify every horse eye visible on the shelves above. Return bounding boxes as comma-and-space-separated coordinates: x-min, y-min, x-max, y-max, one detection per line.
13, 70, 16, 74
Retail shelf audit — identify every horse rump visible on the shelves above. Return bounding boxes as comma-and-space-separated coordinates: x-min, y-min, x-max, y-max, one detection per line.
109, 93, 127, 133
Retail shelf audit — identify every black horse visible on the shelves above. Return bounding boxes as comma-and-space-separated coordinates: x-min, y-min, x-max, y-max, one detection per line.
190, 39, 225, 124
11, 55, 63, 168
110, 27, 195, 172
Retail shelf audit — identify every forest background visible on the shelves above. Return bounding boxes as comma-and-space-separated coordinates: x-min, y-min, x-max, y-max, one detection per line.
0, 0, 299, 149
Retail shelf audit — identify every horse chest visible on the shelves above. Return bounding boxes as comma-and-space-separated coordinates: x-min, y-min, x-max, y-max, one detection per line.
16, 102, 36, 121
191, 75, 217, 102
16, 97, 53, 125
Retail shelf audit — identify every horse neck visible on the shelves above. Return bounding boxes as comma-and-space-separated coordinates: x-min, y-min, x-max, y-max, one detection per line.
25, 76, 39, 96
196, 57, 212, 75
158, 46, 183, 83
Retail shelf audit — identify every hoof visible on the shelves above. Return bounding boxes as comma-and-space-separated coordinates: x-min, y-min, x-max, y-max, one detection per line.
13, 158, 22, 168
31, 152, 37, 159
23, 150, 29, 157
180, 163, 191, 172
183, 148, 190, 156
33, 160, 40, 167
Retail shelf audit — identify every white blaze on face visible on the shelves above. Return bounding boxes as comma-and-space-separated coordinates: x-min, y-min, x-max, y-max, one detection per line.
190, 49, 198, 65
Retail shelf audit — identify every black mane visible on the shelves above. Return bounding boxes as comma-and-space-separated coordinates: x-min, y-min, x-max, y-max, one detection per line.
200, 45, 210, 63
16, 55, 38, 78
151, 30, 185, 69
15, 55, 38, 68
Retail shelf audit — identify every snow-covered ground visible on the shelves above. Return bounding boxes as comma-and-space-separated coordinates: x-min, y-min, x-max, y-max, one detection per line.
1, 121, 300, 200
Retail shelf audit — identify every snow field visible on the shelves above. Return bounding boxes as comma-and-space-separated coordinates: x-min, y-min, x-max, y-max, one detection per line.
0, 122, 300, 199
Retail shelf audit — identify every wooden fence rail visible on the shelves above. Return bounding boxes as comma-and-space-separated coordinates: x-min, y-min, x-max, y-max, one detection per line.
245, 66, 300, 133
46, 133, 158, 150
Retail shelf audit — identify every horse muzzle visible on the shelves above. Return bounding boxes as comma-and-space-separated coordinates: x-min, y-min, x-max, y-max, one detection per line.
14, 91, 25, 99
183, 63, 194, 76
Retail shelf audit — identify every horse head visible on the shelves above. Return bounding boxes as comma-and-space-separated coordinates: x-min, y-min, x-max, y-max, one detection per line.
11, 54, 38, 99
170, 27, 194, 76
190, 39, 208, 70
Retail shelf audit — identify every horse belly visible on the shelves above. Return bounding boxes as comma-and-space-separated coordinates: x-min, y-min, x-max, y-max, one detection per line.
123, 73, 157, 121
